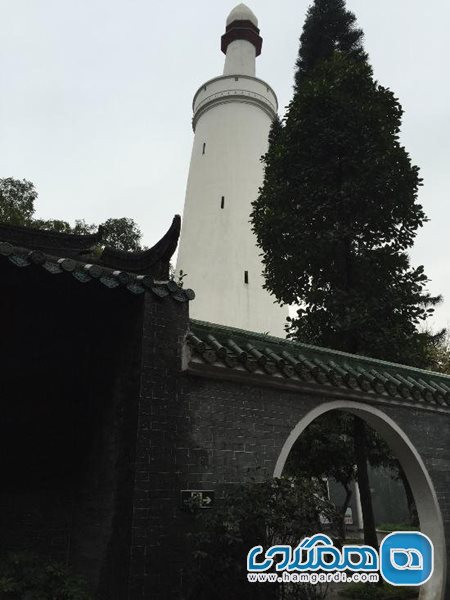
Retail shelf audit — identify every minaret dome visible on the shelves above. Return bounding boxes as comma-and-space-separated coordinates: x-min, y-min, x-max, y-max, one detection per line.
226, 3, 258, 27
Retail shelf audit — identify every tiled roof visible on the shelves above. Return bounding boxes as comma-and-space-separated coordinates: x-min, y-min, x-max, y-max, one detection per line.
0, 221, 104, 257
0, 217, 194, 302
186, 320, 450, 410
0, 215, 181, 279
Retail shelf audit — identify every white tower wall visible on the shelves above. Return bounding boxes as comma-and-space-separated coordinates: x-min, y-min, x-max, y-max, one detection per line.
224, 40, 256, 76
176, 5, 288, 336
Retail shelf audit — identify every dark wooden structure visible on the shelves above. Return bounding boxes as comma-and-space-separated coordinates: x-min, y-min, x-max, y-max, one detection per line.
0, 218, 191, 598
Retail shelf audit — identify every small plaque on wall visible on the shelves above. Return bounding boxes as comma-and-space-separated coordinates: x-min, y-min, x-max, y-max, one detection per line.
181, 490, 215, 510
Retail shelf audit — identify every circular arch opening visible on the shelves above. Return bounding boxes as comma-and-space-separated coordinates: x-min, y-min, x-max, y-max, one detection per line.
273, 400, 446, 600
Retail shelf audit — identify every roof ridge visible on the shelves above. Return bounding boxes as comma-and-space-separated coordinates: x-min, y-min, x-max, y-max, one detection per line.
190, 319, 450, 381
0, 241, 194, 302
0, 221, 103, 254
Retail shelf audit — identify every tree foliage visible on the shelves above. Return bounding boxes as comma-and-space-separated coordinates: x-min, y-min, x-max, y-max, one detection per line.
0, 551, 92, 600
0, 178, 37, 226
295, 0, 367, 89
252, 52, 442, 366
184, 478, 338, 600
422, 329, 450, 374
284, 411, 408, 534
100, 217, 142, 252
0, 178, 143, 252
285, 412, 356, 491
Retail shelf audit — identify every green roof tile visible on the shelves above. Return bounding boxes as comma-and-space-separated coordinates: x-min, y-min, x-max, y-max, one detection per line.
187, 319, 450, 410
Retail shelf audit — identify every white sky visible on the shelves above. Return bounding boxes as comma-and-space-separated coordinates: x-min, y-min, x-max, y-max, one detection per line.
1, 1, 449, 331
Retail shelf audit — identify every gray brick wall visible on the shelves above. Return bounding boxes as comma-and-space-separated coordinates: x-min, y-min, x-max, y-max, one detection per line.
129, 298, 450, 599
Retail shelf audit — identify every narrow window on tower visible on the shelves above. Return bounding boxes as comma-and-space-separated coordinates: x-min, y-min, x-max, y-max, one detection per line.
221, 196, 225, 209
244, 271, 249, 284
202, 142, 206, 155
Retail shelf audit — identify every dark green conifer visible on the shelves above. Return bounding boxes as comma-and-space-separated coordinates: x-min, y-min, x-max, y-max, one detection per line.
252, 0, 443, 549
295, 0, 367, 88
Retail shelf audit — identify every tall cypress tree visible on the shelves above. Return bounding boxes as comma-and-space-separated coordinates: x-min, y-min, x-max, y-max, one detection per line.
295, 0, 367, 88
251, 0, 442, 547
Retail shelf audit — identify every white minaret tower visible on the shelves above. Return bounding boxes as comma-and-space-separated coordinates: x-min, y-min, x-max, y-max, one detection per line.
176, 4, 288, 336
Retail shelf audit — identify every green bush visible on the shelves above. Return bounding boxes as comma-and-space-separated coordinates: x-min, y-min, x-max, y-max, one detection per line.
0, 552, 92, 600
377, 523, 419, 532
183, 477, 340, 600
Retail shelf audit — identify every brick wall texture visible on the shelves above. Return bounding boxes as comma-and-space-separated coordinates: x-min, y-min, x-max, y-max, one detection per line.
127, 294, 450, 599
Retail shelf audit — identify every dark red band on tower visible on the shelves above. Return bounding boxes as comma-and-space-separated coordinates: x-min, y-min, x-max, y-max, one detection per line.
221, 19, 263, 56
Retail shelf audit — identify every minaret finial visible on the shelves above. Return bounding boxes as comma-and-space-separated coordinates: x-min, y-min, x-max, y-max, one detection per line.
221, 4, 262, 76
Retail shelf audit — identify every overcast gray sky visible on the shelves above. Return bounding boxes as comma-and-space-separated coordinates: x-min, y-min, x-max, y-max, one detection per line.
1, 1, 449, 331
